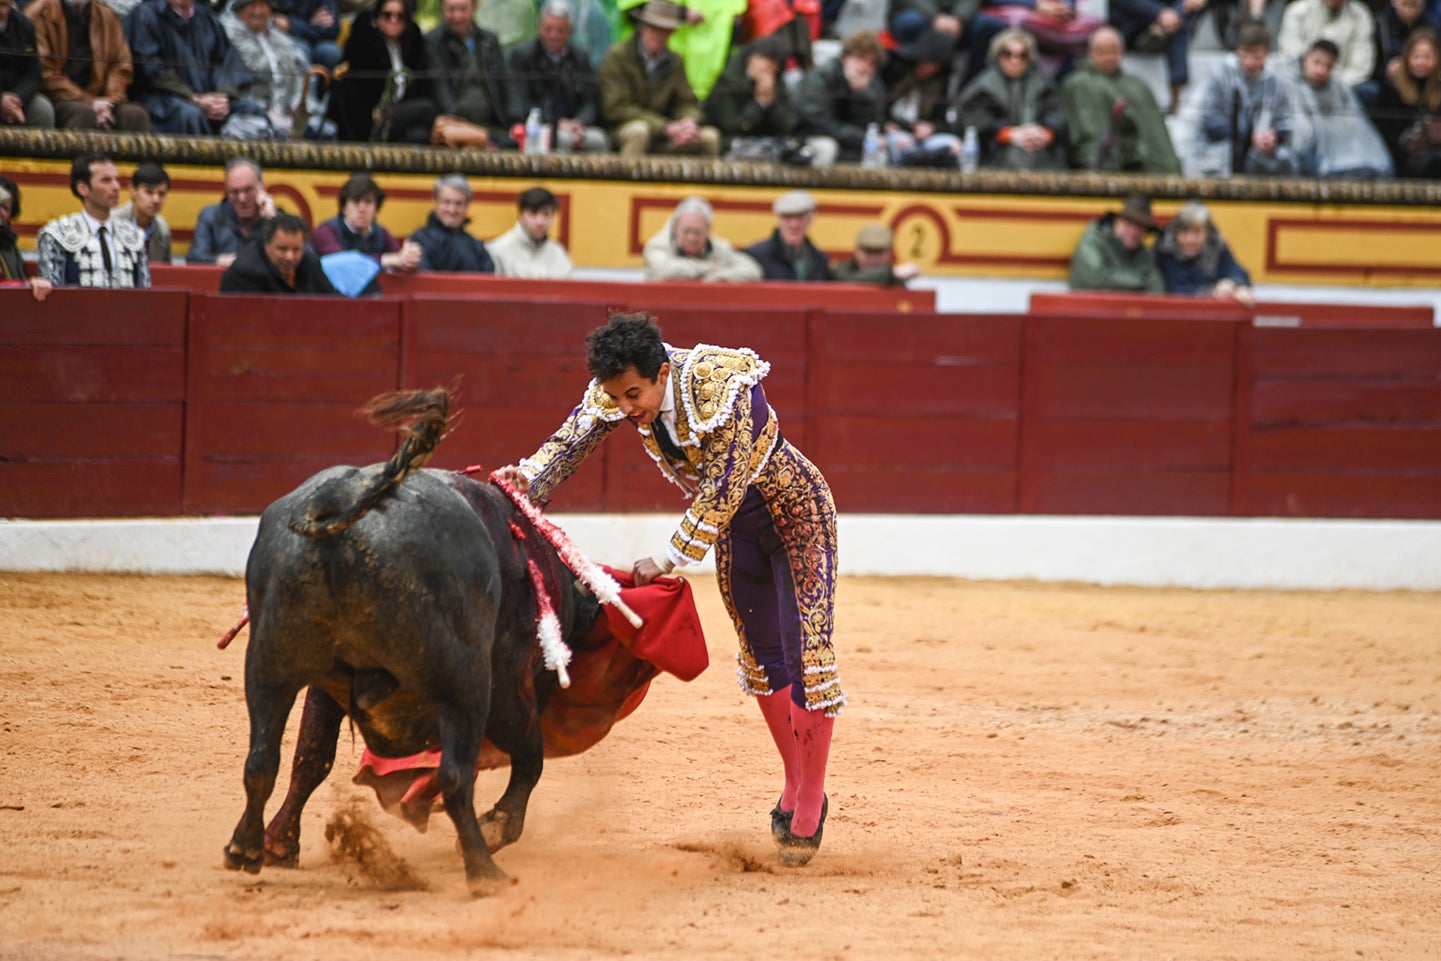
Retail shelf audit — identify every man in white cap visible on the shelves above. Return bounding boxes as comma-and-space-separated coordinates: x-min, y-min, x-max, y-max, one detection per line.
598, 0, 720, 157
743, 190, 831, 282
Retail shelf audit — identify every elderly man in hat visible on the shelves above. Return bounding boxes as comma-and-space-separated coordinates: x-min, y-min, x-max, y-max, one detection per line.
1068, 194, 1165, 292
744, 190, 831, 282
831, 223, 921, 286
598, 0, 720, 157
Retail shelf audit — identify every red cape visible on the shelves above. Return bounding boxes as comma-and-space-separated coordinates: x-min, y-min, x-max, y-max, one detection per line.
353, 567, 707, 830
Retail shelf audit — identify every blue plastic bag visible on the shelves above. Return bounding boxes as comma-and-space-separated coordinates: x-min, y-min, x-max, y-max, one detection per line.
320, 250, 381, 298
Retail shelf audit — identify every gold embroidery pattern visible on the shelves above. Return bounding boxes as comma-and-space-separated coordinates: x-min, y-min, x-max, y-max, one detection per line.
520, 398, 621, 501
757, 443, 844, 716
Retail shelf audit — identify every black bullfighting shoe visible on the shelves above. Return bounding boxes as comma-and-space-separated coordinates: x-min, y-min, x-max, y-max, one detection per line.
776, 794, 827, 867
770, 796, 793, 843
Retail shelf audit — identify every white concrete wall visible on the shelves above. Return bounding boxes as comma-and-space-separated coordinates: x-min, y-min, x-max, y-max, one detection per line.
3, 514, 1437, 591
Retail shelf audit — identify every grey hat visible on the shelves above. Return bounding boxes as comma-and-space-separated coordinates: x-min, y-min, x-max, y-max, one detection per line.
856, 223, 893, 252
631, 0, 687, 30
772, 190, 816, 216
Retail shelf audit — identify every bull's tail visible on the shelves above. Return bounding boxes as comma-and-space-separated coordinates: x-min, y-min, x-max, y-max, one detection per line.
290, 387, 454, 538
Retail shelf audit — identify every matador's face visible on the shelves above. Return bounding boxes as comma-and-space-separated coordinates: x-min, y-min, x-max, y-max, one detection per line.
601, 363, 671, 426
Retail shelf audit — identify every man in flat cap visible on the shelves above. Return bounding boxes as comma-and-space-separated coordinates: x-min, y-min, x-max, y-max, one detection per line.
599, 0, 721, 157
744, 189, 831, 282
831, 223, 921, 286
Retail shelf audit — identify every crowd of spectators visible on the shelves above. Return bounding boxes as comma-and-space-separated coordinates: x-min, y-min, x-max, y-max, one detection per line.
0, 0, 1437, 178
4, 152, 940, 296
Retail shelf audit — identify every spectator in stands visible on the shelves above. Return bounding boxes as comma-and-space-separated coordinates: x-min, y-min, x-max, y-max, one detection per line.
268, 0, 342, 70
30, 0, 149, 131
487, 185, 574, 278
1107, 0, 1202, 110
1289, 38, 1394, 176
954, 27, 1066, 170
113, 161, 173, 266
1364, 0, 1438, 104
508, 0, 608, 154
889, 0, 1004, 85
704, 35, 793, 155
618, 0, 740, 101
125, 0, 261, 135
599, 0, 720, 157
1193, 22, 1299, 176
1278, 0, 1376, 90
882, 28, 963, 167
36, 153, 149, 289
1061, 26, 1181, 172
328, 0, 438, 143
427, 0, 518, 148
744, 189, 830, 282
408, 173, 495, 273
643, 196, 762, 283
0, 175, 24, 281
1369, 26, 1441, 177
794, 30, 888, 167
313, 172, 423, 273
220, 211, 339, 294
189, 158, 275, 267
1155, 201, 1254, 305
223, 0, 312, 137
0, 0, 56, 128
831, 223, 921, 286
1067, 194, 1164, 293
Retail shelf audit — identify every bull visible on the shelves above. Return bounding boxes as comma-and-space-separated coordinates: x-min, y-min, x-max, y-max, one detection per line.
222, 388, 601, 895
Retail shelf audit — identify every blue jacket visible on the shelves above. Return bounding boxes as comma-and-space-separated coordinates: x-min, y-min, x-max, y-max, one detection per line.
188, 199, 267, 264
410, 213, 495, 273
1155, 224, 1250, 295
744, 230, 831, 282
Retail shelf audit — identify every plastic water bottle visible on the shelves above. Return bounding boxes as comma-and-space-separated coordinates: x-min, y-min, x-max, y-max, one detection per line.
961, 126, 979, 174
861, 123, 886, 169
524, 108, 544, 156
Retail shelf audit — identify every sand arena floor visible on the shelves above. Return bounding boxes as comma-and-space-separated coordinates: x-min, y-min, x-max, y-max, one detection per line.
0, 571, 1437, 960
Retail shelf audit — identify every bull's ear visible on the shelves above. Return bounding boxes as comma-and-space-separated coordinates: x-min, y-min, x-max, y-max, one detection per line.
574, 578, 593, 598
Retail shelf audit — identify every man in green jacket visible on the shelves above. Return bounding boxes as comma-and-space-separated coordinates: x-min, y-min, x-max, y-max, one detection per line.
1068, 194, 1166, 292
1060, 27, 1181, 173
599, 0, 720, 156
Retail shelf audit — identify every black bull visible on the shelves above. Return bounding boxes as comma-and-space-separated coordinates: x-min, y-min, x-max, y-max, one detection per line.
223, 389, 601, 895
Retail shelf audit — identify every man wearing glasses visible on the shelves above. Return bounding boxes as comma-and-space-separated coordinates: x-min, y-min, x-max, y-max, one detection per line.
188, 157, 277, 266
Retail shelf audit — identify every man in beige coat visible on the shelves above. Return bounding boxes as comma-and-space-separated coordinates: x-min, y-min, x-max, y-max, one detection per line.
643, 196, 761, 283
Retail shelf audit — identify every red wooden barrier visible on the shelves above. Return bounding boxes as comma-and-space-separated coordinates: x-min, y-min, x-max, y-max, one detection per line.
810, 311, 1025, 513
0, 288, 189, 516
1019, 315, 1240, 515
182, 293, 404, 514
149, 264, 938, 313
4, 288, 1440, 521
1028, 291, 1435, 328
1240, 326, 1441, 518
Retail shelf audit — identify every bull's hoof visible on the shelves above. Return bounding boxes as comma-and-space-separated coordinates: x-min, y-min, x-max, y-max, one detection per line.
263, 843, 299, 868
223, 842, 264, 875
466, 871, 509, 898
479, 809, 521, 853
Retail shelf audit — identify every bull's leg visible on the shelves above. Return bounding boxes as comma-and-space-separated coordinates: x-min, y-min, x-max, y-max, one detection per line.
477, 717, 544, 853
434, 709, 507, 896
224, 675, 300, 874
263, 686, 345, 866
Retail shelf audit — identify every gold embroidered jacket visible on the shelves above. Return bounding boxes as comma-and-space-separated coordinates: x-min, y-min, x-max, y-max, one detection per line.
520, 344, 780, 567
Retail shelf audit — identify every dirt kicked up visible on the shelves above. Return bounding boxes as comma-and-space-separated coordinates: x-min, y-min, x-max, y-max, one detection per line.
0, 571, 1437, 961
